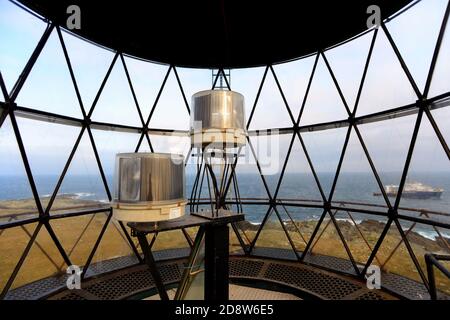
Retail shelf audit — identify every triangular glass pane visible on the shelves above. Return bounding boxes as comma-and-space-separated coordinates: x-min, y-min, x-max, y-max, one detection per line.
334, 210, 388, 266
248, 134, 291, 196
123, 57, 169, 121
276, 205, 311, 252
272, 55, 316, 120
431, 103, 450, 146
15, 116, 80, 206
400, 115, 449, 215
356, 28, 417, 116
429, 10, 450, 97
332, 128, 388, 211
237, 205, 271, 245
15, 29, 83, 118
0, 1, 47, 92
325, 31, 374, 111
300, 55, 349, 125
358, 113, 416, 189
152, 230, 190, 251
230, 66, 266, 125
49, 213, 100, 268
10, 224, 66, 290
91, 128, 140, 191
254, 209, 295, 251
149, 69, 190, 130
278, 206, 324, 253
90, 58, 143, 127
148, 133, 190, 157
301, 126, 348, 197
248, 69, 294, 130
175, 67, 211, 105
235, 139, 272, 200
386, 0, 448, 92
0, 116, 39, 223
277, 134, 324, 202
304, 211, 354, 267
88, 213, 135, 266
375, 222, 425, 287
61, 30, 115, 110
50, 131, 109, 214
0, 224, 37, 292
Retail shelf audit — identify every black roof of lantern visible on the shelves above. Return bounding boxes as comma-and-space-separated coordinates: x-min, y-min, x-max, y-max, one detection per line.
19, 0, 412, 68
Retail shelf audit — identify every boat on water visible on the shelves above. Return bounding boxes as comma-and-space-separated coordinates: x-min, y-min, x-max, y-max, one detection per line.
373, 181, 444, 199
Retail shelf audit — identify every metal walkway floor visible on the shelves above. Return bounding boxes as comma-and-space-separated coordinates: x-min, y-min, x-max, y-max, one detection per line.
45, 255, 397, 300
145, 284, 301, 300
7, 248, 445, 300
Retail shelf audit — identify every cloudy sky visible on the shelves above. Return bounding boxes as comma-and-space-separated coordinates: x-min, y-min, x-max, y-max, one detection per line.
0, 0, 449, 184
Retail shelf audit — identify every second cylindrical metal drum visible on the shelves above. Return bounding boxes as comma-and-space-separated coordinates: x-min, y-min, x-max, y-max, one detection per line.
190, 90, 246, 148
112, 152, 186, 222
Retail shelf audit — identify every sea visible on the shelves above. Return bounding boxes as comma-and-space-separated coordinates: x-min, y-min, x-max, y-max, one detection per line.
1, 172, 449, 239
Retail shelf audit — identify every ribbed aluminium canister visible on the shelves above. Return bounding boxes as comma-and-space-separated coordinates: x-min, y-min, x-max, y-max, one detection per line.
112, 153, 186, 222
113, 153, 185, 205
190, 90, 246, 147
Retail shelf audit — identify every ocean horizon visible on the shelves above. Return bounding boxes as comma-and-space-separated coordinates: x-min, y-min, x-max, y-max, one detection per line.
1, 171, 449, 208
1, 171, 449, 239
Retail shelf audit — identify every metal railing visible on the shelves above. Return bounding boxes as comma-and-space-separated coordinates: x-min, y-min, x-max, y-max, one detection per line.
425, 253, 450, 300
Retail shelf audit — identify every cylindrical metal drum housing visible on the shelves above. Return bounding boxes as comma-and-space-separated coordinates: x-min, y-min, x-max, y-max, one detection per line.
112, 152, 186, 222
190, 90, 246, 148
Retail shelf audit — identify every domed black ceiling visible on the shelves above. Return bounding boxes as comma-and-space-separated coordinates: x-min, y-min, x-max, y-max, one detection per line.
19, 0, 412, 68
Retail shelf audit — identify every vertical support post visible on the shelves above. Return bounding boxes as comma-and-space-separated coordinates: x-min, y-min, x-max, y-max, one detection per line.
425, 254, 437, 300
137, 233, 169, 301
204, 223, 229, 300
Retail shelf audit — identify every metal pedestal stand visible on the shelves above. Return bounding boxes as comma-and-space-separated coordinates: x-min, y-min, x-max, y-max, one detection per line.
128, 211, 244, 300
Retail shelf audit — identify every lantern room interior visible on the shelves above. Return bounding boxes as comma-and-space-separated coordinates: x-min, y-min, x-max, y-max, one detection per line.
0, 0, 450, 301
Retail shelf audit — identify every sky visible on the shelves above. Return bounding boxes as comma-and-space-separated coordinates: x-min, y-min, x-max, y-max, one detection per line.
0, 0, 449, 182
